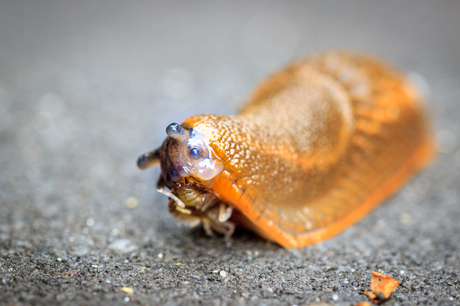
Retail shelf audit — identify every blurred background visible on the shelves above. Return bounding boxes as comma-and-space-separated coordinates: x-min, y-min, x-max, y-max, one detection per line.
1, 1, 459, 304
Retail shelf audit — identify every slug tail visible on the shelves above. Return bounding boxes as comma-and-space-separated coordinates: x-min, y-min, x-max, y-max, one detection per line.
283, 134, 435, 248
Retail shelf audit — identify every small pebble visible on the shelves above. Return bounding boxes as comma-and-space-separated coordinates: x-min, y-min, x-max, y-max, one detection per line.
86, 218, 95, 227
121, 287, 134, 294
125, 197, 139, 209
399, 213, 411, 224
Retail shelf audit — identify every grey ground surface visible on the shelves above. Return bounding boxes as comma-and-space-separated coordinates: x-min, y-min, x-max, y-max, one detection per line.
1, 1, 459, 305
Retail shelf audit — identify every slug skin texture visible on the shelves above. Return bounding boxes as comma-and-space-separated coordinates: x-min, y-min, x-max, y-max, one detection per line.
139, 51, 436, 248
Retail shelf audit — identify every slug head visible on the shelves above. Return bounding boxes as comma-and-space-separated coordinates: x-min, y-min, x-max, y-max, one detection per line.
137, 122, 224, 188
137, 122, 234, 238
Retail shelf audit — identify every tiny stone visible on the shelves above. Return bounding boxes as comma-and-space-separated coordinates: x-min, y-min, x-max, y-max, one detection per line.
399, 213, 411, 224
125, 197, 139, 209
158, 253, 163, 259
121, 287, 134, 294
220, 270, 227, 277
86, 218, 95, 227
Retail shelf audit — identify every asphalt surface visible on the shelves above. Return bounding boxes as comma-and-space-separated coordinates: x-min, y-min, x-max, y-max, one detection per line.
1, 1, 459, 305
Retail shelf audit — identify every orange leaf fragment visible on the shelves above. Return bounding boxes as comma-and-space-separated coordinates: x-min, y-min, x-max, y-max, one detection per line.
364, 271, 400, 304
370, 271, 400, 298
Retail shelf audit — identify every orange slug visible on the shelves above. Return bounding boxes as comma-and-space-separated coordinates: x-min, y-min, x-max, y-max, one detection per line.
137, 51, 435, 248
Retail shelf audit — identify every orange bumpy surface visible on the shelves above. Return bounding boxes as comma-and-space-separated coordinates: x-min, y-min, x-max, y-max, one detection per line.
183, 51, 436, 248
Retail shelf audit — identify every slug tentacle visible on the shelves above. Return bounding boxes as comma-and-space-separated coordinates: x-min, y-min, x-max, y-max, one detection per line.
138, 50, 435, 248
137, 148, 161, 169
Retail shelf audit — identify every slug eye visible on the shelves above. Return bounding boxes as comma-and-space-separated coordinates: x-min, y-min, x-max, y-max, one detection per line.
189, 147, 201, 159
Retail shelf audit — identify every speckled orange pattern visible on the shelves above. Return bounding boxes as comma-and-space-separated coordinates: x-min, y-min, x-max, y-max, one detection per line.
182, 51, 435, 248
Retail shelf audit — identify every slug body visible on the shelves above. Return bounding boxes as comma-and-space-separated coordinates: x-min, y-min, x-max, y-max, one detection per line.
138, 51, 435, 248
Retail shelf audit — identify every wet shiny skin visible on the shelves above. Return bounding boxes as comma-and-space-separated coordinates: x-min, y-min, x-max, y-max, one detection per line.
138, 51, 435, 248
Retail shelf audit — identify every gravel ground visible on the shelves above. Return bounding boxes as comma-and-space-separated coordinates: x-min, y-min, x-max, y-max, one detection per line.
1, 1, 459, 305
